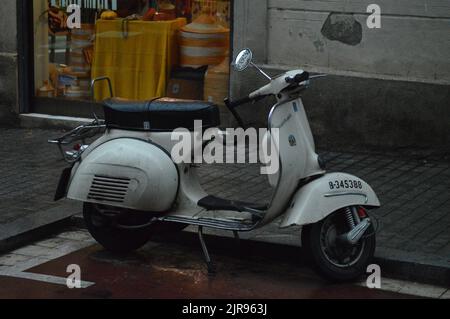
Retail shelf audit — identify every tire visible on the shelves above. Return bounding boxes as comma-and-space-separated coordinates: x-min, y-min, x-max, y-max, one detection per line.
301, 207, 376, 282
83, 203, 186, 253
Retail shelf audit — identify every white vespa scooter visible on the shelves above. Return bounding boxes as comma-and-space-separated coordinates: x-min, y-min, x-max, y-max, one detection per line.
52, 49, 380, 282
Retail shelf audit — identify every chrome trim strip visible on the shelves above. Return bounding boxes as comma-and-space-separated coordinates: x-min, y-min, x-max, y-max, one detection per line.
266, 95, 305, 211
161, 216, 260, 232
324, 192, 369, 204
267, 101, 284, 208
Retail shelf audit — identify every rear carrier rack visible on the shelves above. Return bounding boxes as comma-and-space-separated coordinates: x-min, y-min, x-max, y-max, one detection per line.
48, 76, 113, 163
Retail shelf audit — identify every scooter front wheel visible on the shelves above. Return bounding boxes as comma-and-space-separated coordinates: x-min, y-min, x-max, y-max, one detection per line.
83, 203, 186, 254
301, 207, 376, 282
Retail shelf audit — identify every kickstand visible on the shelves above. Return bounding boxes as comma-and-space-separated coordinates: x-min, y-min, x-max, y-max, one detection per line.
198, 226, 216, 275
233, 230, 240, 245
233, 230, 245, 257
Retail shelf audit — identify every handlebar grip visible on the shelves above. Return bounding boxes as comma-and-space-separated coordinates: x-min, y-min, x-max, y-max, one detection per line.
224, 94, 269, 128
285, 71, 310, 84
224, 96, 252, 109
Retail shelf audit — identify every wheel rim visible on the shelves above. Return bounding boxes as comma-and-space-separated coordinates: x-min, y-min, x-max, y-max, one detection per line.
319, 212, 366, 268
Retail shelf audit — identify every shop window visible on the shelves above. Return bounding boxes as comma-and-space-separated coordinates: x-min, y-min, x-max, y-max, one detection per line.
33, 0, 231, 114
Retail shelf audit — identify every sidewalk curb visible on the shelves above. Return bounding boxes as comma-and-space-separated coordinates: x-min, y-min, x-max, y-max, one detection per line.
373, 250, 450, 287
0, 219, 72, 254
0, 201, 82, 253
70, 214, 450, 287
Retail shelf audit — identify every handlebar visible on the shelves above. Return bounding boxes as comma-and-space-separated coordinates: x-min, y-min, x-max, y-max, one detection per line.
224, 97, 248, 127
223, 71, 310, 127
285, 71, 310, 84
224, 96, 253, 109
224, 94, 268, 128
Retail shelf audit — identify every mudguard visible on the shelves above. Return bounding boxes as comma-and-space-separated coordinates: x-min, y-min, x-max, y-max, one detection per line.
281, 172, 380, 228
67, 138, 179, 212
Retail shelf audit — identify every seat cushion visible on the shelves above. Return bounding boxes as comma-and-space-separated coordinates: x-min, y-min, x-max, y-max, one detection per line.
103, 97, 220, 132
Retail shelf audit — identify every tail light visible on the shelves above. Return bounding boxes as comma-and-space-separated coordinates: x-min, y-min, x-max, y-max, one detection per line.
358, 207, 367, 218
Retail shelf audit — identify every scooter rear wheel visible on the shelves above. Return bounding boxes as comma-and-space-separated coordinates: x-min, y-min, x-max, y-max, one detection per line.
83, 203, 186, 253
301, 207, 376, 282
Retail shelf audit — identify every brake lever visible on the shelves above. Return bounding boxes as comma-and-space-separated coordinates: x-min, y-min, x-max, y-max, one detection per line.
309, 74, 328, 80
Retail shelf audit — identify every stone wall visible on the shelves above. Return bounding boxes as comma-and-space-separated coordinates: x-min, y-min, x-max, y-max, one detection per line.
230, 0, 450, 150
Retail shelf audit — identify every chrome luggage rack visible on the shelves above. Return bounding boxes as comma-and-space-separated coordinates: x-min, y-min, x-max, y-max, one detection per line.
48, 117, 106, 163
48, 77, 113, 163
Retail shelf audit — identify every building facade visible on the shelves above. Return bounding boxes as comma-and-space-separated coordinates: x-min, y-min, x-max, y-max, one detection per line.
231, 0, 450, 149
1, 0, 449, 150
0, 0, 19, 125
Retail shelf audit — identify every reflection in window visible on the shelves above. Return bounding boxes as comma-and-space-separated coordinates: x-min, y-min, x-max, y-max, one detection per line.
34, 0, 231, 109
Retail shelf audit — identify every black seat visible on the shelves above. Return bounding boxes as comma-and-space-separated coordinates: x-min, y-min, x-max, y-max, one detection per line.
103, 97, 220, 132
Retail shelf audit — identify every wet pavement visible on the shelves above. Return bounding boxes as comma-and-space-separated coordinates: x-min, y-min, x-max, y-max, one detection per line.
1, 228, 446, 299
0, 127, 449, 290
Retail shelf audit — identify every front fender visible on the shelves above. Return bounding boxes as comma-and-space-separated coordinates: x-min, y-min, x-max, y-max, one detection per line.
281, 172, 380, 228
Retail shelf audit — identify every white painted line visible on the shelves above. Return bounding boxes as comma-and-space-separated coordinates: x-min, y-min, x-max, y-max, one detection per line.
0, 231, 96, 288
9, 239, 96, 272
440, 290, 450, 299
356, 278, 449, 299
7, 271, 94, 288
397, 281, 448, 299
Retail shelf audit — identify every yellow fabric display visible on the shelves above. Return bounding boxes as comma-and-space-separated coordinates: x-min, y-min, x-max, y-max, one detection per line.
92, 18, 187, 101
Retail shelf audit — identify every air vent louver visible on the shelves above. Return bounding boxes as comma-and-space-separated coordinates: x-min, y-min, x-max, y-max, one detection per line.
87, 175, 130, 203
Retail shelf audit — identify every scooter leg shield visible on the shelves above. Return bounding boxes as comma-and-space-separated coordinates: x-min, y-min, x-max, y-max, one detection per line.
67, 138, 179, 212
281, 172, 380, 228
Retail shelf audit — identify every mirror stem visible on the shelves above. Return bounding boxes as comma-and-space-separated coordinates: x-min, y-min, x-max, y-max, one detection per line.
250, 62, 272, 81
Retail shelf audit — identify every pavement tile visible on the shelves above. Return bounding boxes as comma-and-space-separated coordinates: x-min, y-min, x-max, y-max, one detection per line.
435, 242, 450, 257
397, 282, 448, 299
0, 265, 14, 273
0, 254, 33, 266
35, 237, 81, 249
11, 245, 57, 258
377, 278, 406, 293
56, 230, 93, 242
440, 290, 450, 299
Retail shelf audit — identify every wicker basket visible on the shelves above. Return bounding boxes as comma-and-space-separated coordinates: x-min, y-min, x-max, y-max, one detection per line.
204, 57, 229, 106
180, 13, 229, 68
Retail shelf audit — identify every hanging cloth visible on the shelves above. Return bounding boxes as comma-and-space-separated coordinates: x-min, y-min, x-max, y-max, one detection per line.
91, 18, 187, 101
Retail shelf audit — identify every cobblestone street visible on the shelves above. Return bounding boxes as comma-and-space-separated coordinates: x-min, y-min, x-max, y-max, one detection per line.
0, 129, 68, 222
0, 129, 79, 244
0, 128, 449, 280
